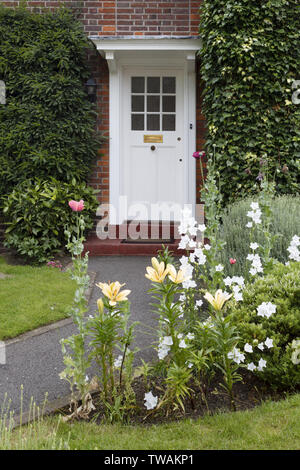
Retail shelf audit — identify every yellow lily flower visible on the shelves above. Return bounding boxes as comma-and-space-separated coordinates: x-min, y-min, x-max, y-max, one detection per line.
96, 281, 131, 306
145, 257, 170, 283
204, 289, 232, 311
167, 265, 189, 284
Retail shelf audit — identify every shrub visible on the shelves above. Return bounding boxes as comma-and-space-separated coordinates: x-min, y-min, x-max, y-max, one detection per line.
2, 178, 98, 263
218, 196, 300, 278
199, 0, 300, 204
229, 262, 300, 390
0, 5, 100, 199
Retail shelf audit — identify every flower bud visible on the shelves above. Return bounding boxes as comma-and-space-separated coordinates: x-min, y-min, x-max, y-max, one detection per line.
97, 298, 104, 314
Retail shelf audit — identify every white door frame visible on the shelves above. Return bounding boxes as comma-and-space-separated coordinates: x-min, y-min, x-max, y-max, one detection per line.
91, 38, 201, 224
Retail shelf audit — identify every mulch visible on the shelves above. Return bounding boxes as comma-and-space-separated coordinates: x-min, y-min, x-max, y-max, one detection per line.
59, 369, 294, 426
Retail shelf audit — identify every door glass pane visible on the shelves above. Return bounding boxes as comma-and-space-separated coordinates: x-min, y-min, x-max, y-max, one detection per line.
132, 77, 145, 94
132, 95, 144, 112
147, 77, 160, 94
147, 95, 160, 113
162, 95, 175, 113
162, 77, 176, 94
147, 114, 160, 131
130, 75, 177, 132
132, 114, 144, 131
162, 114, 175, 131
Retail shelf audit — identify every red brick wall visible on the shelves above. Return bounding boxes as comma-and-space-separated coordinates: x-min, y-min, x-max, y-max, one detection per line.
1, 1, 200, 36
86, 49, 110, 204
114, 0, 200, 37
1, 0, 205, 206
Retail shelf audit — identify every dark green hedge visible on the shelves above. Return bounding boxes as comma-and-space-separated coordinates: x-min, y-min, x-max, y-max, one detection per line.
199, 0, 300, 204
3, 178, 99, 263
0, 5, 100, 198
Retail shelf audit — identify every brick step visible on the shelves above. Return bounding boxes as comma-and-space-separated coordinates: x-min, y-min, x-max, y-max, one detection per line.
83, 233, 184, 257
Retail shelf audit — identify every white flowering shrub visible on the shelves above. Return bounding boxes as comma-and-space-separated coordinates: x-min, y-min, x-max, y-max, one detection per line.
228, 261, 300, 389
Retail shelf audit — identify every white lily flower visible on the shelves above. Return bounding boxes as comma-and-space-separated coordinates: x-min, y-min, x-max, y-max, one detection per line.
224, 276, 233, 286
215, 264, 224, 272
144, 391, 158, 410
244, 343, 253, 353
257, 302, 276, 319
247, 362, 256, 372
187, 333, 195, 340
257, 358, 267, 371
162, 336, 173, 346
264, 337, 274, 349
114, 355, 123, 368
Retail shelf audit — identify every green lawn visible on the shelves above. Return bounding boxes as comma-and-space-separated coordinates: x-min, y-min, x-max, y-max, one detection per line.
0, 256, 76, 340
3, 394, 300, 450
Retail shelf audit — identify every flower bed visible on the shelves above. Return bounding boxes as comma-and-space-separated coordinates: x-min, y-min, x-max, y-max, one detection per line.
58, 159, 299, 425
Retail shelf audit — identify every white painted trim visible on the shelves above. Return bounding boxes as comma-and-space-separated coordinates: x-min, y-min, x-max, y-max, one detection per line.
187, 55, 197, 215
91, 38, 200, 223
91, 37, 201, 53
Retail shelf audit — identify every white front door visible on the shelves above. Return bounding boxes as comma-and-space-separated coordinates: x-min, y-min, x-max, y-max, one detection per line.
122, 69, 185, 221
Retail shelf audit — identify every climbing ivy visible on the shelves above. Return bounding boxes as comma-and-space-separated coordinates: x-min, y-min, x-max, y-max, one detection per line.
199, 0, 300, 204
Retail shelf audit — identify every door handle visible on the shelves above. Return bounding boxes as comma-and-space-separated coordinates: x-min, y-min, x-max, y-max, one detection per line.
150, 145, 156, 151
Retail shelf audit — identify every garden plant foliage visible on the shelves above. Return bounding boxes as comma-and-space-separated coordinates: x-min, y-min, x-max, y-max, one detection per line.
219, 195, 300, 277
199, 0, 300, 204
2, 178, 98, 263
230, 262, 300, 389
0, 5, 99, 197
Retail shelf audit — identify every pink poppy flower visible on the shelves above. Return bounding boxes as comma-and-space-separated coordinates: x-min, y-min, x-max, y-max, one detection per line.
69, 199, 85, 212
193, 151, 206, 159
229, 258, 237, 265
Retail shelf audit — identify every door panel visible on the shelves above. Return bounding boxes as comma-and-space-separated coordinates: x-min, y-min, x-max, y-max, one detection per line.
122, 69, 185, 221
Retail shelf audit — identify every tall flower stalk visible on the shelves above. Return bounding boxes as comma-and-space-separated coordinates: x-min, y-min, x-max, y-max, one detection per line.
59, 200, 92, 419
88, 282, 138, 423
246, 159, 280, 276
199, 151, 226, 288
204, 290, 242, 411
145, 256, 195, 413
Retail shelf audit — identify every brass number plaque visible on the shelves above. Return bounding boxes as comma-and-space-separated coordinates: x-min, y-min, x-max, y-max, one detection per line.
144, 135, 163, 143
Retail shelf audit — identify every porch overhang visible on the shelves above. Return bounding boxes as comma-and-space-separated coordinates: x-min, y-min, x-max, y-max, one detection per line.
90, 35, 201, 51
89, 36, 201, 72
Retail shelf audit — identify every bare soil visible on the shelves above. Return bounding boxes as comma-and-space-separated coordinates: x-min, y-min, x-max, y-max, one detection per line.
60, 370, 296, 426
